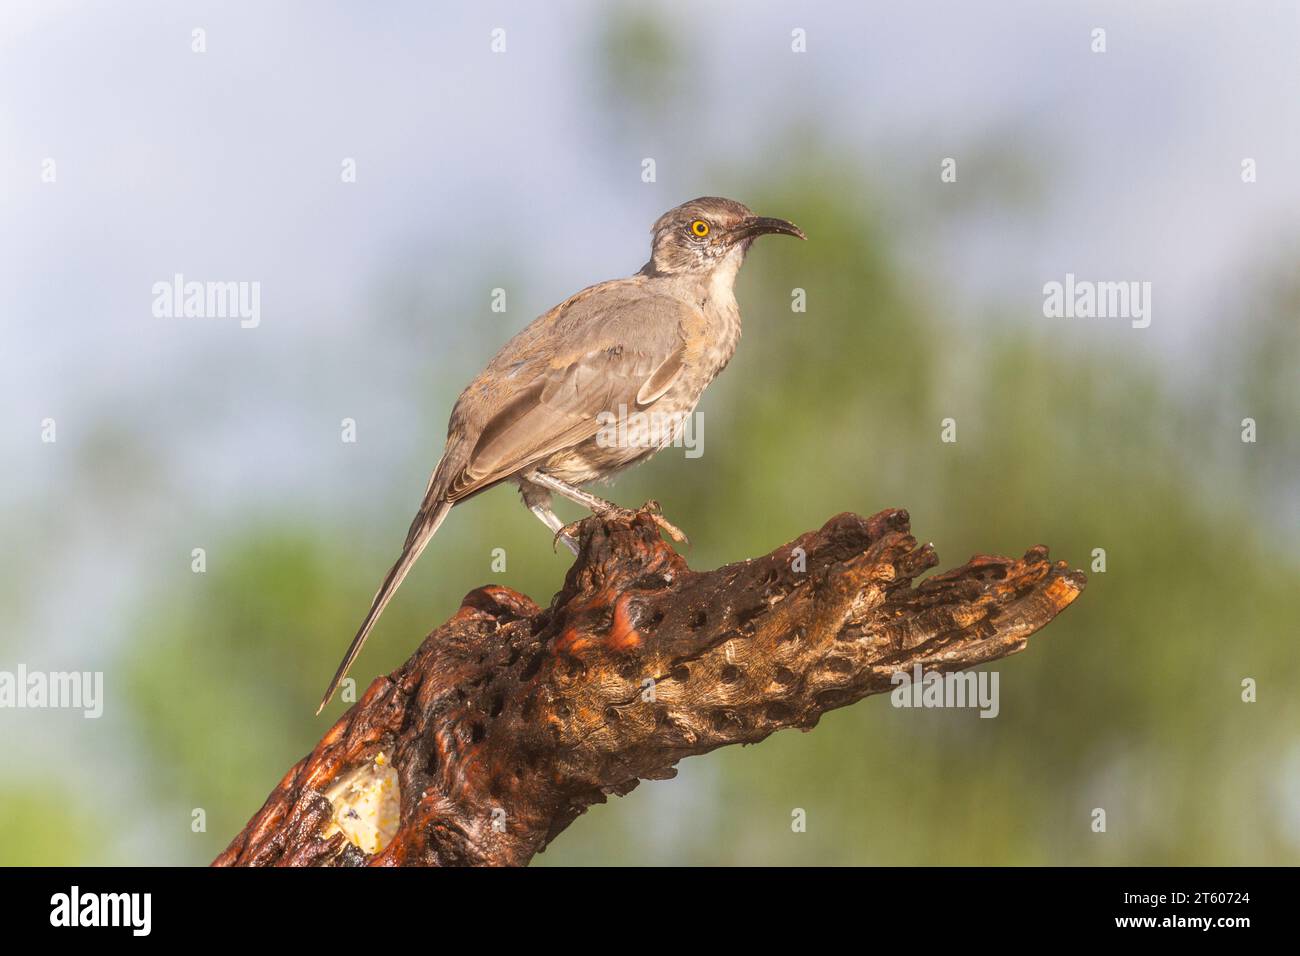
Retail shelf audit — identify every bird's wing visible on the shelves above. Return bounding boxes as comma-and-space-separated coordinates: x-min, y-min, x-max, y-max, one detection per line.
439, 290, 694, 502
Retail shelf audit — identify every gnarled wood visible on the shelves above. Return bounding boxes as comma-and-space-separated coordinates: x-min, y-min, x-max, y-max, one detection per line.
214, 507, 1085, 867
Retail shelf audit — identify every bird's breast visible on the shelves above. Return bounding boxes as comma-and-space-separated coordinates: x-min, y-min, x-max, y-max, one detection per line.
686, 295, 742, 385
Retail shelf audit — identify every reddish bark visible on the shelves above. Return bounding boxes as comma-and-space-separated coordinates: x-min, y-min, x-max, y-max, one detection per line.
215, 507, 1085, 867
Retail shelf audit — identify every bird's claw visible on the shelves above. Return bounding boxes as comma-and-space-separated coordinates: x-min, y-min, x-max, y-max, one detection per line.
638, 500, 690, 548
552, 524, 581, 555
649, 514, 690, 548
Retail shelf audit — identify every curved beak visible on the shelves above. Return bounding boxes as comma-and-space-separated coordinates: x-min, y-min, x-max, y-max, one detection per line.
734, 215, 807, 242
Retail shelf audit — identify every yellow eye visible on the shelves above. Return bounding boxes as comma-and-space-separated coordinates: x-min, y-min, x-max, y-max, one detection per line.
690, 219, 710, 237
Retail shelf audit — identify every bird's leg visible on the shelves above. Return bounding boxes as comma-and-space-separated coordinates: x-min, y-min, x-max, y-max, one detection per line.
529, 472, 626, 515
518, 480, 580, 554
525, 471, 689, 546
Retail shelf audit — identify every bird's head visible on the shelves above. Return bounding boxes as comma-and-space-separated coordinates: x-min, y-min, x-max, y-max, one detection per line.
642, 196, 805, 278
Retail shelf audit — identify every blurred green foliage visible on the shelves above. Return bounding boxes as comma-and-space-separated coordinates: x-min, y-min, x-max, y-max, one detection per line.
97, 158, 1297, 865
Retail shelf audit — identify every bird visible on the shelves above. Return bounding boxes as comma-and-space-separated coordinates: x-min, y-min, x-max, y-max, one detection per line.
317, 196, 805, 714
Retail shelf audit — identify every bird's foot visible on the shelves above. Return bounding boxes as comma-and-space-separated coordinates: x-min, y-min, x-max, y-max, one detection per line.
553, 500, 690, 552
551, 526, 581, 555
635, 499, 691, 548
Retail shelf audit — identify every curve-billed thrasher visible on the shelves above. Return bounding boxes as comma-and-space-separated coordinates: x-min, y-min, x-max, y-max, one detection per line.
318, 196, 804, 712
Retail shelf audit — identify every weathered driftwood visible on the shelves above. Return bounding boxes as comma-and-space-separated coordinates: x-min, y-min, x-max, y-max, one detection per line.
214, 507, 1085, 867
